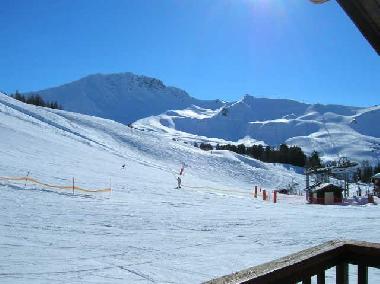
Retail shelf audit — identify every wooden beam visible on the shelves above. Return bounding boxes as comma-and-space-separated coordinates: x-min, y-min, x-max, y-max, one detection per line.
336, 0, 380, 55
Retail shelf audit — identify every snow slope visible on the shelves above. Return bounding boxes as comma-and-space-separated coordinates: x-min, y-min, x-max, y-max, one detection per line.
1, 93, 380, 283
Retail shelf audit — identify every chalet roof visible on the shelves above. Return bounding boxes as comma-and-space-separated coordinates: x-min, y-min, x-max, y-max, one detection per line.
312, 0, 380, 55
372, 173, 380, 179
311, 183, 344, 193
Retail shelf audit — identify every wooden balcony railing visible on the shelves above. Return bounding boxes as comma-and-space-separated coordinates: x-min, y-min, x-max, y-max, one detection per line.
205, 240, 380, 284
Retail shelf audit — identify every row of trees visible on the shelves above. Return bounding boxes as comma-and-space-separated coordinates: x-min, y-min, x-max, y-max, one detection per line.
10, 91, 63, 110
196, 142, 322, 169
197, 142, 380, 183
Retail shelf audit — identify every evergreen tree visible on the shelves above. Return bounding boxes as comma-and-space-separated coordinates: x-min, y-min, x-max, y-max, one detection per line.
374, 162, 380, 174
279, 144, 289, 164
10, 91, 63, 110
199, 143, 213, 151
360, 160, 373, 182
263, 146, 272, 162
237, 144, 246, 155
201, 142, 310, 168
13, 90, 26, 102
307, 151, 322, 169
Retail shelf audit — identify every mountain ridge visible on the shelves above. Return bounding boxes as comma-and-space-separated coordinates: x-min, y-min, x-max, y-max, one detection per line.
21, 72, 380, 162
27, 72, 224, 124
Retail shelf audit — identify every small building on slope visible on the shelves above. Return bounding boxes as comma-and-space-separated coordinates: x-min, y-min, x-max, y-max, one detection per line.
372, 173, 380, 197
308, 183, 344, 205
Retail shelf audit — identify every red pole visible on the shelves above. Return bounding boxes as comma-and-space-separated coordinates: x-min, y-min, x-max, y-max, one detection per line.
274, 191, 277, 203
263, 190, 266, 201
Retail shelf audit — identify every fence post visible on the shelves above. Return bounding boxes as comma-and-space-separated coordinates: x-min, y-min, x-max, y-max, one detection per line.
72, 177, 75, 195
263, 190, 266, 201
274, 191, 277, 203
109, 178, 112, 197
254, 186, 257, 198
24, 171, 30, 189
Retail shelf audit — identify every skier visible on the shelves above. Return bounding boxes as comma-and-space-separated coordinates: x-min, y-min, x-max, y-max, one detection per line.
177, 176, 182, 189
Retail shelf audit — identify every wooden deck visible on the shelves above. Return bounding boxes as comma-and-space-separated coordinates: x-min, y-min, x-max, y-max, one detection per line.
205, 240, 380, 284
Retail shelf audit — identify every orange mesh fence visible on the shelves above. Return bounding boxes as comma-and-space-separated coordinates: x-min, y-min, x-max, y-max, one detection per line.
0, 176, 111, 193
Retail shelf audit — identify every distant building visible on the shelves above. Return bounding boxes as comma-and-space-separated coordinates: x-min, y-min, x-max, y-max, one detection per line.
275, 188, 290, 195
308, 183, 344, 205
372, 173, 380, 197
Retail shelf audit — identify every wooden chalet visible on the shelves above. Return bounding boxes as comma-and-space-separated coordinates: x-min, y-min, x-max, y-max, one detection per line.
308, 183, 344, 205
372, 173, 380, 197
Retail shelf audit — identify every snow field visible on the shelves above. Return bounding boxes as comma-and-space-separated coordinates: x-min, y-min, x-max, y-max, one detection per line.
1, 93, 380, 283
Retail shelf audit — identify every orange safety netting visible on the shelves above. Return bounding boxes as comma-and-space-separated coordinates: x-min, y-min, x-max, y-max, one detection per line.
0, 176, 111, 193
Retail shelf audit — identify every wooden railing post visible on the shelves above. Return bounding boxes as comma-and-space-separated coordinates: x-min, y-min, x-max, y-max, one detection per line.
336, 263, 349, 284
302, 277, 311, 284
358, 265, 368, 284
317, 270, 326, 284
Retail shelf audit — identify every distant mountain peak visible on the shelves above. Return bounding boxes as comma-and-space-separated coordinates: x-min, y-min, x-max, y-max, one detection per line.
241, 94, 254, 104
77, 72, 167, 90
27, 72, 222, 124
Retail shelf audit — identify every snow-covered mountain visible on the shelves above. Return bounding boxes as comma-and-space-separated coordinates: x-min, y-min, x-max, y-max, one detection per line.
27, 73, 380, 162
136, 95, 380, 162
28, 72, 224, 124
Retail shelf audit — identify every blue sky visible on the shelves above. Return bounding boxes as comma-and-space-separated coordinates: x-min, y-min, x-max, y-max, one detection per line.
0, 0, 379, 106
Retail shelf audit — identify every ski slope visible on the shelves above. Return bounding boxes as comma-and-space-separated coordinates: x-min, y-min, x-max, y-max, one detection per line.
0, 93, 380, 283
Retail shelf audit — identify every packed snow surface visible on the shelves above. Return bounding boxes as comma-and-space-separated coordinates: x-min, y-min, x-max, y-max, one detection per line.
1, 93, 380, 283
